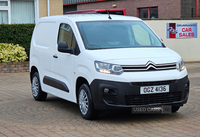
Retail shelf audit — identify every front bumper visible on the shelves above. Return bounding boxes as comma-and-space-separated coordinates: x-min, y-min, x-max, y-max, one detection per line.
90, 76, 189, 110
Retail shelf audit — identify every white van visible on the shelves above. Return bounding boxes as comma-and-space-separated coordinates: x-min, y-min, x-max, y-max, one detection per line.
30, 14, 189, 120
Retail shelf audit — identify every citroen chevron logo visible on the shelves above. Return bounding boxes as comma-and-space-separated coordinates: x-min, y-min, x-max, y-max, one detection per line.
146, 61, 156, 70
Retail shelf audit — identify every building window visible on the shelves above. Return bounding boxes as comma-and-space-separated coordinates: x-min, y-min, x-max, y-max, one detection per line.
0, 0, 9, 24
11, 1, 35, 24
138, 7, 158, 19
0, 0, 36, 24
0, 1, 8, 6
0, 10, 8, 24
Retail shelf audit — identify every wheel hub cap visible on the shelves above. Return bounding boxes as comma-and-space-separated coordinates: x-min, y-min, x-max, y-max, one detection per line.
32, 76, 39, 97
79, 89, 89, 115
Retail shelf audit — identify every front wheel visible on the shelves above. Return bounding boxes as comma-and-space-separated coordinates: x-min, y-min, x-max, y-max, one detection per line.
78, 84, 99, 120
31, 72, 47, 101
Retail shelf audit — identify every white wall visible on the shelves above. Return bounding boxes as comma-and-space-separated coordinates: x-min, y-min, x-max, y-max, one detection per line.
145, 20, 200, 62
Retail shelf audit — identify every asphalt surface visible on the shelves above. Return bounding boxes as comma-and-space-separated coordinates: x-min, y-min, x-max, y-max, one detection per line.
0, 63, 200, 137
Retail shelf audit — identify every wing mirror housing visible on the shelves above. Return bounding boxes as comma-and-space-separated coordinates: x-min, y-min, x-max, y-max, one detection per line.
58, 41, 74, 54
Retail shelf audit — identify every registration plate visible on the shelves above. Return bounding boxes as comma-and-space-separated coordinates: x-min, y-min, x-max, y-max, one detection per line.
140, 85, 169, 94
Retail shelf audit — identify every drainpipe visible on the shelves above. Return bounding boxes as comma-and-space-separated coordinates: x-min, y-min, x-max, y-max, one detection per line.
196, 0, 199, 18
47, 0, 50, 16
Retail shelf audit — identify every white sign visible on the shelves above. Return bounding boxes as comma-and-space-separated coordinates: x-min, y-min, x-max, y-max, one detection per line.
167, 23, 197, 38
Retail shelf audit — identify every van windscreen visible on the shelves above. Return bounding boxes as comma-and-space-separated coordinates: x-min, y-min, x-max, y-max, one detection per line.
77, 21, 163, 50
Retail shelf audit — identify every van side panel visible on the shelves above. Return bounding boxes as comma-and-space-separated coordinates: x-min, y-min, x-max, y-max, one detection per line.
31, 22, 57, 94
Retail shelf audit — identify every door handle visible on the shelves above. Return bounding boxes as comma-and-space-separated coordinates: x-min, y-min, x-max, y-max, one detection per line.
53, 55, 58, 58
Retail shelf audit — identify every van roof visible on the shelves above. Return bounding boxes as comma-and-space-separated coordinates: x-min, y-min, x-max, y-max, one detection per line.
38, 14, 141, 23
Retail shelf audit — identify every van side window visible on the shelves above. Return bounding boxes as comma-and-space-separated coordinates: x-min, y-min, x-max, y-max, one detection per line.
58, 23, 80, 55
72, 34, 80, 55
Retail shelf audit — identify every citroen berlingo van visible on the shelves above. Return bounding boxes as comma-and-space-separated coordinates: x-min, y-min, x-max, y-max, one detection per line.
30, 14, 189, 120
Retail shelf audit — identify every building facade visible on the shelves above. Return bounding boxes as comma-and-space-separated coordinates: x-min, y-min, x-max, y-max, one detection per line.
63, 0, 200, 19
0, 0, 63, 24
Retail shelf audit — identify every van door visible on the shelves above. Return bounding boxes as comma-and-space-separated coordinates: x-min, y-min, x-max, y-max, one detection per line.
45, 23, 79, 102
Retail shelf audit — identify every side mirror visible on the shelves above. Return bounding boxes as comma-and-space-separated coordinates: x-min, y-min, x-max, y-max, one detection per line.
58, 41, 74, 54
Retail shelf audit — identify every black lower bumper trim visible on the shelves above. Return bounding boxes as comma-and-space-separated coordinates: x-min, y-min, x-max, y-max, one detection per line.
90, 76, 189, 110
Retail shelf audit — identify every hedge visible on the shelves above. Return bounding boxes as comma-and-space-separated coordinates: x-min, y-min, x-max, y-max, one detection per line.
0, 24, 35, 60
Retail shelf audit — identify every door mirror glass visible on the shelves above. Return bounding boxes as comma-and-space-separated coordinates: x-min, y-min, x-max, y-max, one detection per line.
58, 41, 73, 53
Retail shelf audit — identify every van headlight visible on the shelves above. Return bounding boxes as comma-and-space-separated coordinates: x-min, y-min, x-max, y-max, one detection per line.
95, 61, 123, 75
176, 59, 185, 71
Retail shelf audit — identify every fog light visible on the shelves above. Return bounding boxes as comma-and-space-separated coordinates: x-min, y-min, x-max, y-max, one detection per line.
104, 88, 109, 93
185, 83, 189, 88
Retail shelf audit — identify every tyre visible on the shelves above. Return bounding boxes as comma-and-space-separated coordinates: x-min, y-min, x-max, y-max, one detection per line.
172, 106, 180, 113
78, 84, 99, 120
31, 72, 47, 101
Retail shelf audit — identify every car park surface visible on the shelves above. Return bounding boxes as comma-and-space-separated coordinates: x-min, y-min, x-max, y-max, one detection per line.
0, 63, 199, 137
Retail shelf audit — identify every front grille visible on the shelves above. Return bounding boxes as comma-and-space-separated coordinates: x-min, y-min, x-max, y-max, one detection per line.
125, 92, 181, 106
131, 80, 176, 86
122, 62, 176, 72
103, 94, 119, 105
